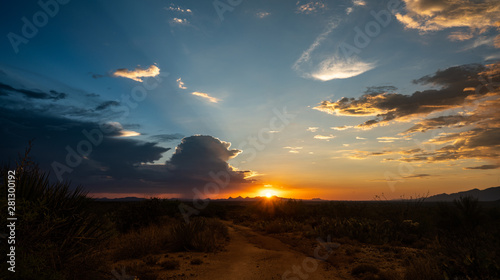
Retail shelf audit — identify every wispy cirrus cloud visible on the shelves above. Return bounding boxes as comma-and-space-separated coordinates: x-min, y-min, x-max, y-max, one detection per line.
113, 65, 160, 82
192, 91, 220, 103
293, 20, 375, 81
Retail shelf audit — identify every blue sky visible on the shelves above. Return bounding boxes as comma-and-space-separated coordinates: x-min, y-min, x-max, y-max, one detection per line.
1, 0, 499, 199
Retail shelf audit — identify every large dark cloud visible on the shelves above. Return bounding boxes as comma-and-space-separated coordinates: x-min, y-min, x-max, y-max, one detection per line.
314, 63, 490, 128
0, 107, 253, 196
0, 82, 67, 100
0, 72, 254, 197
150, 133, 184, 142
0, 107, 168, 186
322, 62, 500, 166
164, 135, 253, 193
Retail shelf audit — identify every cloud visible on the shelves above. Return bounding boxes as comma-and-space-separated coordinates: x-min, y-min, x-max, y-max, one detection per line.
165, 135, 253, 195
170, 18, 189, 25
314, 134, 336, 140
191, 91, 220, 103
377, 136, 402, 143
296, 1, 326, 14
283, 146, 303, 153
293, 21, 374, 81
95, 101, 120, 111
150, 133, 184, 142
113, 65, 160, 82
307, 127, 319, 132
402, 174, 431, 179
310, 56, 375, 81
176, 78, 187, 89
346, 0, 366, 15
116, 130, 141, 137
464, 164, 500, 170
0, 107, 169, 187
395, 0, 500, 43
314, 63, 494, 129
320, 62, 500, 166
0, 82, 67, 100
331, 125, 353, 130
448, 31, 474, 41
165, 4, 192, 14
0, 103, 254, 196
256, 11, 271, 18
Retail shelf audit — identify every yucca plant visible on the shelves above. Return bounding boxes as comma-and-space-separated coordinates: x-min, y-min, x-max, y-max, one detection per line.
0, 144, 112, 280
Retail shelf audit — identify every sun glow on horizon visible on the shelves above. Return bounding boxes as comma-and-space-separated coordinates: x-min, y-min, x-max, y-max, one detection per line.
260, 185, 278, 198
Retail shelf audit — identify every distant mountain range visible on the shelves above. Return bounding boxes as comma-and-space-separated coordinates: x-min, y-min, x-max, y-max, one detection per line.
93, 187, 500, 202
93, 195, 322, 202
426, 186, 500, 202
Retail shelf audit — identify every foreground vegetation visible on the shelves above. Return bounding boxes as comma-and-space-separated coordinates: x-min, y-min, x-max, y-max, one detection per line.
1, 152, 499, 279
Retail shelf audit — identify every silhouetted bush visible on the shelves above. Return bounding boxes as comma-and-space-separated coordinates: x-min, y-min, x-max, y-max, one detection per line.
0, 148, 111, 280
169, 217, 229, 252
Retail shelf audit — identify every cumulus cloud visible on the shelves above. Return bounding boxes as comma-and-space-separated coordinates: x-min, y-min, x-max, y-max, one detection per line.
165, 135, 253, 195
307, 127, 319, 132
395, 0, 500, 44
314, 63, 493, 129
319, 62, 500, 166
113, 65, 160, 82
191, 91, 220, 103
165, 4, 192, 14
296, 1, 326, 14
176, 78, 187, 89
170, 18, 189, 25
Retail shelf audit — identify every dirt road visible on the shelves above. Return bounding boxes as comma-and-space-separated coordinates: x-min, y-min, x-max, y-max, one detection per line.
185, 222, 339, 280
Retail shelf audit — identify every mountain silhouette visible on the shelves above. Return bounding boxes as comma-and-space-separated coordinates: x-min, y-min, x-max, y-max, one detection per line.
426, 186, 500, 202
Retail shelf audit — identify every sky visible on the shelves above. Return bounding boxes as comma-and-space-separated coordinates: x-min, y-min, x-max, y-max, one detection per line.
0, 0, 499, 200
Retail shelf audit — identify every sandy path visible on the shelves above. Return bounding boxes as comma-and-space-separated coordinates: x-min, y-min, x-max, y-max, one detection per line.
187, 222, 339, 280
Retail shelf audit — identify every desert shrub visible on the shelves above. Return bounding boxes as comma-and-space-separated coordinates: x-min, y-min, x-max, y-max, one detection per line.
113, 223, 172, 260
435, 196, 500, 279
404, 257, 442, 280
351, 264, 379, 276
159, 259, 180, 270
190, 258, 203, 265
112, 198, 180, 233
143, 255, 161, 266
169, 217, 229, 252
124, 262, 157, 280
0, 149, 111, 280
315, 217, 400, 244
